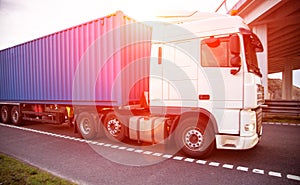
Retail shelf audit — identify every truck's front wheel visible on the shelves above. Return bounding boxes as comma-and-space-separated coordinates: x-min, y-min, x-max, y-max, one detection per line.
175, 117, 215, 158
77, 112, 97, 140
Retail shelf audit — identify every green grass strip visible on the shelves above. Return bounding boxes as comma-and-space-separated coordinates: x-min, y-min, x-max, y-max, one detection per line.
0, 153, 76, 185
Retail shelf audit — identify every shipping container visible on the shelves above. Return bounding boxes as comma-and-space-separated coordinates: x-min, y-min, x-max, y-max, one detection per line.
0, 11, 152, 106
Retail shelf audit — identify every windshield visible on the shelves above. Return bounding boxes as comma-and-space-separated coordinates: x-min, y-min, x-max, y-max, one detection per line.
243, 34, 262, 77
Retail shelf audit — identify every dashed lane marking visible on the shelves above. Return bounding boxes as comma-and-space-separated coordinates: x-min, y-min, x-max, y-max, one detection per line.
253, 169, 264, 175
268, 171, 282, 178
1, 123, 299, 182
173, 156, 184, 161
196, 160, 207, 165
184, 158, 195, 163
237, 166, 249, 172
263, 122, 300, 126
209, 162, 220, 167
222, 164, 234, 169
287, 174, 300, 181
162, 154, 173, 159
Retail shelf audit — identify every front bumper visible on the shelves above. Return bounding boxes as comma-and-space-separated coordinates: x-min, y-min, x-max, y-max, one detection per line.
215, 133, 259, 150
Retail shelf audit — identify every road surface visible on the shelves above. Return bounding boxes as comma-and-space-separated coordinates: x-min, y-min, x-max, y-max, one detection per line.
0, 122, 299, 185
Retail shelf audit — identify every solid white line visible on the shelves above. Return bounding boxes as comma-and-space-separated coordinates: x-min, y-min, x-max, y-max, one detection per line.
268, 171, 282, 178
287, 174, 300, 181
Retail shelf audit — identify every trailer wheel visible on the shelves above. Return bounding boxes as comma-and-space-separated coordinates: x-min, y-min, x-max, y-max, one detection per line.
1, 106, 11, 124
11, 106, 22, 126
103, 112, 125, 142
76, 112, 97, 140
175, 117, 215, 159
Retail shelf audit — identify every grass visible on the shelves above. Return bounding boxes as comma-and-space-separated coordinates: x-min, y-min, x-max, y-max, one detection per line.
0, 153, 76, 185
263, 115, 300, 124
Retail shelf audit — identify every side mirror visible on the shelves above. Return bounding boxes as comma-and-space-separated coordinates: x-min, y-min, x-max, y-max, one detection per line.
230, 55, 241, 67
204, 37, 220, 48
230, 55, 241, 75
229, 34, 240, 55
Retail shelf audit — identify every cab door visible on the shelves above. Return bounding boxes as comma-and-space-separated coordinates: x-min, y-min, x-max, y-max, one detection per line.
199, 35, 244, 134
200, 35, 243, 108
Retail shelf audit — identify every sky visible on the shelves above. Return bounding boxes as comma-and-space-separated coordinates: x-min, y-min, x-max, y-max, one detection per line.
0, 0, 299, 87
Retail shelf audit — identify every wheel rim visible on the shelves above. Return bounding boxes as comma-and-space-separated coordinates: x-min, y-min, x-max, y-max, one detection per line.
80, 118, 91, 135
1, 108, 8, 121
12, 109, 19, 123
184, 128, 203, 151
107, 118, 121, 137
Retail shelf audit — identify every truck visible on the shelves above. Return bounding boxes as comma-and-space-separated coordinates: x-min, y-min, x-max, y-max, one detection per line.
0, 11, 264, 158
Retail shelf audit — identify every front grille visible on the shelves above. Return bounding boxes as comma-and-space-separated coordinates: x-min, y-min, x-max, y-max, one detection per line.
256, 107, 263, 135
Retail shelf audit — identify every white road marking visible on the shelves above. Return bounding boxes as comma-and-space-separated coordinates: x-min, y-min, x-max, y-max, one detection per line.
268, 171, 282, 178
252, 169, 264, 175
184, 158, 195, 163
118, 146, 126, 150
222, 164, 234, 169
152, 153, 162, 157
209, 162, 220, 167
196, 160, 207, 165
287, 174, 300, 181
134, 149, 143, 153
143, 151, 153, 155
162, 154, 173, 159
173, 156, 184, 161
111, 145, 119, 149
126, 148, 135, 152
237, 166, 248, 172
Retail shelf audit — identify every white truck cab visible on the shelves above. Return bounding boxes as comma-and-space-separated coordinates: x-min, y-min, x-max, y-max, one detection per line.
149, 12, 264, 152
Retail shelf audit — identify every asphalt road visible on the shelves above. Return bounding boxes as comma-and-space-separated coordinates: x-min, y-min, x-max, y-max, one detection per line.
0, 122, 299, 185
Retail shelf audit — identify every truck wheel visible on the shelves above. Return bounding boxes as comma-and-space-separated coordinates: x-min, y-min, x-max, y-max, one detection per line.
175, 117, 215, 159
1, 106, 10, 124
11, 106, 22, 126
76, 112, 97, 140
103, 112, 125, 142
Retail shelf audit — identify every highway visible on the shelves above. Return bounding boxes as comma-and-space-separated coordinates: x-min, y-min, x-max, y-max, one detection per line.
0, 122, 299, 185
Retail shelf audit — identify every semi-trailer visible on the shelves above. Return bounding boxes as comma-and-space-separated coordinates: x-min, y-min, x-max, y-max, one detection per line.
0, 11, 264, 158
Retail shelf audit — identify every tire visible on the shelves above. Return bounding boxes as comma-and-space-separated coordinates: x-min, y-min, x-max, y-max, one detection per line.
76, 112, 97, 140
11, 106, 22, 126
1, 106, 11, 124
103, 112, 125, 142
175, 117, 215, 159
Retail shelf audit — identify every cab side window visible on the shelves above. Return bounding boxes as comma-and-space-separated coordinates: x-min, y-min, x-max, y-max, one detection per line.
201, 37, 232, 67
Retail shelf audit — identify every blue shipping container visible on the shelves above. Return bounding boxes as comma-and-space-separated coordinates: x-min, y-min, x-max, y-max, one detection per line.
0, 11, 152, 106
